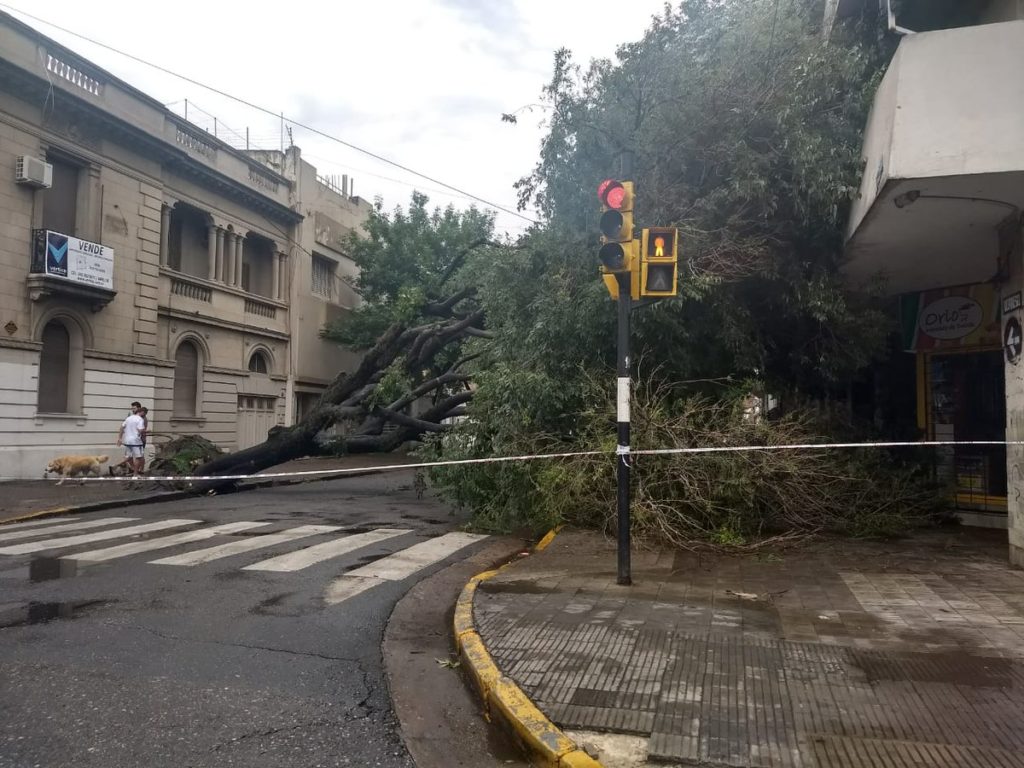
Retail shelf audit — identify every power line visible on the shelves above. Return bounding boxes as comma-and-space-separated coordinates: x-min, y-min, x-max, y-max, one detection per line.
0, 2, 538, 225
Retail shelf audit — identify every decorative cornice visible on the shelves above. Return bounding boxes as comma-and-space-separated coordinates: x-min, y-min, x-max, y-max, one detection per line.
0, 337, 43, 352
0, 58, 302, 226
84, 349, 176, 368
158, 307, 290, 342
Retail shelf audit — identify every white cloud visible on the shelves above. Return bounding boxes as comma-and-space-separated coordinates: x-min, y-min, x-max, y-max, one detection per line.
2, 0, 668, 236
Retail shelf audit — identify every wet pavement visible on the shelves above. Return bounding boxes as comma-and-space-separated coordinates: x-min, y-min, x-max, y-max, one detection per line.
0, 454, 414, 519
473, 527, 1024, 767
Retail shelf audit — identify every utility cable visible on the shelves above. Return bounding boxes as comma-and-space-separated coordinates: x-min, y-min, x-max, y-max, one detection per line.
0, 2, 538, 225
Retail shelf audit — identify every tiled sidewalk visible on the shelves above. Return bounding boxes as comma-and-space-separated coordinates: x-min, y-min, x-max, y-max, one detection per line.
473, 527, 1024, 767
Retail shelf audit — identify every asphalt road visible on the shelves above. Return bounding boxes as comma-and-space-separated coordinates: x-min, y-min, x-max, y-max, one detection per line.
0, 472, 506, 768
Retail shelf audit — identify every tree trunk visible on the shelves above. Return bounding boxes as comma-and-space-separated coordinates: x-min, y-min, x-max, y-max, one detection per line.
189, 311, 480, 491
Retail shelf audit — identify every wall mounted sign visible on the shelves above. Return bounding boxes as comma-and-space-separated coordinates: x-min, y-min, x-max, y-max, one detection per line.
1003, 291, 1022, 315
1005, 316, 1022, 365
901, 283, 1000, 351
33, 229, 113, 291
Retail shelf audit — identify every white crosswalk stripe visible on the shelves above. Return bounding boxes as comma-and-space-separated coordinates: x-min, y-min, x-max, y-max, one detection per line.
0, 517, 137, 544
0, 519, 197, 556
324, 532, 488, 605
149, 524, 340, 566
66, 521, 273, 563
0, 516, 81, 532
242, 528, 413, 573
0, 515, 489, 607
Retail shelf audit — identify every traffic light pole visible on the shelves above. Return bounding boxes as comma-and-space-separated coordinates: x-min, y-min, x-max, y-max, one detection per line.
615, 273, 632, 586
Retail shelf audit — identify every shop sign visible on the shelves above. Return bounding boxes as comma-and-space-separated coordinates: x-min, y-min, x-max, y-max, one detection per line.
901, 284, 999, 351
918, 296, 983, 340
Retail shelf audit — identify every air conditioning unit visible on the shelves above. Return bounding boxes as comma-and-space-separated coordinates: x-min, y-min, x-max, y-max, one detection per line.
15, 156, 53, 189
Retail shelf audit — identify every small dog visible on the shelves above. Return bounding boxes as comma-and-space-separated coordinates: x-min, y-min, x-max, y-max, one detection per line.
44, 455, 110, 485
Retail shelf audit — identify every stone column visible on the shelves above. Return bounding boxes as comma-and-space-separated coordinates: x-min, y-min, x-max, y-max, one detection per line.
207, 224, 217, 280
234, 235, 244, 288
272, 252, 281, 300
224, 232, 235, 285
214, 228, 225, 282
159, 205, 171, 267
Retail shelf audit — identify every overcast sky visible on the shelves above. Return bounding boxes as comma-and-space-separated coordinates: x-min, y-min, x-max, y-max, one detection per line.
2, 0, 670, 237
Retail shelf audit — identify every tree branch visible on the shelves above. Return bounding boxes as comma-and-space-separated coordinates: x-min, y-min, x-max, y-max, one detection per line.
373, 408, 450, 433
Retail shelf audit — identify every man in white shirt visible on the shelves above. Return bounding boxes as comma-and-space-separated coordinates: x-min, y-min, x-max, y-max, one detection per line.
116, 401, 147, 476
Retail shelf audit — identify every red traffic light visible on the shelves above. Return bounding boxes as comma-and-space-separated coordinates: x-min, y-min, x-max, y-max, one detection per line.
598, 179, 626, 210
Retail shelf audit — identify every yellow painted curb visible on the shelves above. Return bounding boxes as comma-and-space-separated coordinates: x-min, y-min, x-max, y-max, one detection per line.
0, 506, 73, 526
454, 526, 604, 768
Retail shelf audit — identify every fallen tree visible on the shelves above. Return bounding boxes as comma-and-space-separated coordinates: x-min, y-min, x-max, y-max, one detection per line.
192, 194, 497, 484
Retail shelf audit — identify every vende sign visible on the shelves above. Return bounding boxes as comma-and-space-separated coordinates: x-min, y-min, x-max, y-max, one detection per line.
918, 296, 983, 340
36, 230, 114, 290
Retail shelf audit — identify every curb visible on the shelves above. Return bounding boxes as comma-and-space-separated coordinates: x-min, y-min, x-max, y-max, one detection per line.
0, 466, 399, 526
453, 526, 603, 768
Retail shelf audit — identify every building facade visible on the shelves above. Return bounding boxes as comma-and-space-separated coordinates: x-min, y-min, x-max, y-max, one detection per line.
838, 1, 1024, 560
0, 12, 369, 479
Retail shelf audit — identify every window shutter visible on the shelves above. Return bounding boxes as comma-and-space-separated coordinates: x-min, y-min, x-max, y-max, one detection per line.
173, 343, 199, 416
38, 321, 70, 413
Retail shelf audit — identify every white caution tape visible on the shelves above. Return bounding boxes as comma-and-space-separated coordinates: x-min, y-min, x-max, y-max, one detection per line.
6, 438, 1024, 485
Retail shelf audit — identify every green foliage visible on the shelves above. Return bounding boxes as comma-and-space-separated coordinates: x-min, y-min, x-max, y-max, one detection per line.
505, 0, 892, 396
327, 1, 929, 546
323, 191, 496, 349
425, 380, 947, 542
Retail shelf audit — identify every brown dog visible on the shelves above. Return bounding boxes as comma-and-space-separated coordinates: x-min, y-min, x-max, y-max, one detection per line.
44, 455, 110, 485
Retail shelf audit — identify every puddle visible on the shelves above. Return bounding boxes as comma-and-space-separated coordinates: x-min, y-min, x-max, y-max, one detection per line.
478, 580, 552, 595
851, 649, 1016, 687
29, 557, 78, 582
0, 599, 108, 629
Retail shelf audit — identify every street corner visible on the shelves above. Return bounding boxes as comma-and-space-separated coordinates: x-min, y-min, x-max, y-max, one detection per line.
454, 526, 604, 768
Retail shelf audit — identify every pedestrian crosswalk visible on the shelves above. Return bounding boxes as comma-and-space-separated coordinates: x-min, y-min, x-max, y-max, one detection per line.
150, 524, 340, 566
0, 514, 488, 606
0, 519, 198, 556
324, 531, 488, 604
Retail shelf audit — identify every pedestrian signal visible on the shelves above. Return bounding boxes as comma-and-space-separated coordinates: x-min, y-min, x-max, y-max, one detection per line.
640, 227, 678, 297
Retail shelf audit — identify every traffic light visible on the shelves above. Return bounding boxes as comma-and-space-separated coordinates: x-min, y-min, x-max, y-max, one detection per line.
640, 227, 679, 297
598, 179, 638, 300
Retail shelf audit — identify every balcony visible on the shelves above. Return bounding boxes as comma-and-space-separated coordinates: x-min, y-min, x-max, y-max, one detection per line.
160, 269, 288, 338
28, 229, 116, 310
844, 21, 1024, 294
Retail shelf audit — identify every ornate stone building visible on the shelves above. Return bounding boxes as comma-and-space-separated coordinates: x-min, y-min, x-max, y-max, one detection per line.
0, 11, 369, 478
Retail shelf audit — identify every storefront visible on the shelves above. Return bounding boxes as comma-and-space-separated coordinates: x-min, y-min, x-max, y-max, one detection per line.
901, 283, 1007, 525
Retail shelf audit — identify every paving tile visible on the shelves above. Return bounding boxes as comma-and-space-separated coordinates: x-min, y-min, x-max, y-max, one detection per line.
477, 528, 1024, 767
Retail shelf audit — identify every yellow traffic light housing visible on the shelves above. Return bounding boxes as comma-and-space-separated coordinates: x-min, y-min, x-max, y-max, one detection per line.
600, 239, 640, 300
598, 179, 638, 300
640, 227, 679, 297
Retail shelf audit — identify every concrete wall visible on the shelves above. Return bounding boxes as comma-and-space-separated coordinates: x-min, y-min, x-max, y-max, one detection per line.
290, 159, 370, 391
846, 44, 900, 239
889, 22, 1024, 180
0, 346, 162, 478
1000, 218, 1024, 565
850, 20, 1024, 242
981, 0, 1024, 23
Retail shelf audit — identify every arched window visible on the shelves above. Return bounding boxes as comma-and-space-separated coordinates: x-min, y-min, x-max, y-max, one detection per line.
37, 320, 71, 412
248, 351, 269, 374
173, 341, 200, 416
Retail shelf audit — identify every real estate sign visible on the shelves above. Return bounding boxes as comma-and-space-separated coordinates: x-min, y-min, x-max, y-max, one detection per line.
36, 230, 114, 291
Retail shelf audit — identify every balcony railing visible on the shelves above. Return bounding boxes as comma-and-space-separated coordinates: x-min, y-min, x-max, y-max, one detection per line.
170, 276, 212, 303
244, 298, 277, 319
